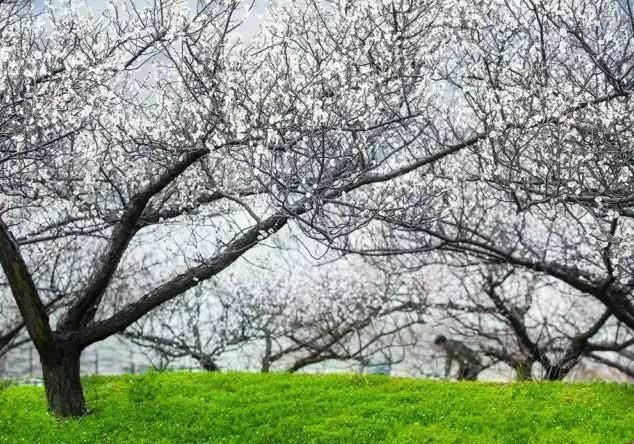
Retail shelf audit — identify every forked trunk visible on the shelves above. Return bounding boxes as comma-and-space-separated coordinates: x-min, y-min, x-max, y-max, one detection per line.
40, 346, 87, 417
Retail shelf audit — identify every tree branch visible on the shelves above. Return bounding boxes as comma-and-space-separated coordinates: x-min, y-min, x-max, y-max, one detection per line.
60, 148, 210, 332
0, 219, 55, 360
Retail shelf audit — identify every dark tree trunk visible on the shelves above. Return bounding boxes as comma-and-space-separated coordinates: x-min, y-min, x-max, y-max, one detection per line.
261, 335, 272, 373
545, 367, 565, 380
513, 359, 533, 381
40, 346, 87, 417
198, 356, 219, 372
544, 362, 574, 381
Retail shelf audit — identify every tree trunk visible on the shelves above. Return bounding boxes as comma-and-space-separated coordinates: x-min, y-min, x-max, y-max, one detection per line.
40, 346, 87, 417
544, 362, 572, 381
198, 355, 219, 372
261, 334, 272, 373
545, 367, 565, 380
513, 359, 533, 381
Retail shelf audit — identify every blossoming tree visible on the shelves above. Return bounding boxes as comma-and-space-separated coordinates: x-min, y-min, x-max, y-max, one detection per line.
0, 0, 471, 416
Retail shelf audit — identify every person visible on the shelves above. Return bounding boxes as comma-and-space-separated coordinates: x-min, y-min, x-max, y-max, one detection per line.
434, 335, 483, 380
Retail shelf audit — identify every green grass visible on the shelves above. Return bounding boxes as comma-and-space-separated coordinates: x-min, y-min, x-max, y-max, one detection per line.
0, 372, 632, 443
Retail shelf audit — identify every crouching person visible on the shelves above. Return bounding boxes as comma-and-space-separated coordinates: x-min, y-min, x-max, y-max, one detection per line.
434, 335, 484, 381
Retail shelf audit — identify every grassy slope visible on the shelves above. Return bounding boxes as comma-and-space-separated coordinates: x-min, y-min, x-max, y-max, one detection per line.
0, 372, 632, 443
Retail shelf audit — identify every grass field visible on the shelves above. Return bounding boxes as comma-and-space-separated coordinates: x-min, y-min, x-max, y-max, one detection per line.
0, 372, 632, 443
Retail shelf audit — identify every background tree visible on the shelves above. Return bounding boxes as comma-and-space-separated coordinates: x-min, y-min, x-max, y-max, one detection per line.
338, 0, 634, 331
428, 266, 634, 380
125, 244, 427, 373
